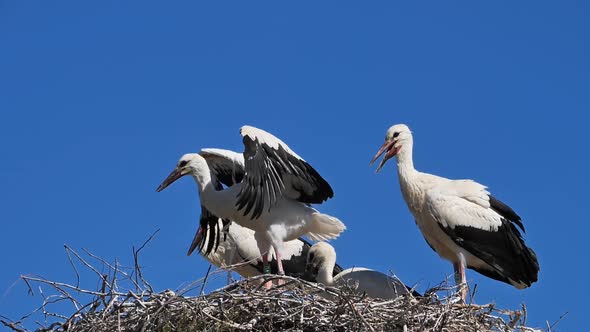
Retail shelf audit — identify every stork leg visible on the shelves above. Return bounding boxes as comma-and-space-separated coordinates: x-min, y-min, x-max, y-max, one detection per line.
453, 261, 468, 302
255, 235, 273, 289
226, 243, 237, 285
261, 252, 272, 289
273, 247, 285, 286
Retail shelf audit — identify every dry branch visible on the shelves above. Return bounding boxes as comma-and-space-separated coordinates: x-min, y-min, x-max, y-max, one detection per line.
1, 237, 547, 332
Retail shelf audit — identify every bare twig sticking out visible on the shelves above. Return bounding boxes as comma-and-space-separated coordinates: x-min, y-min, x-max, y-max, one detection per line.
64, 245, 111, 291
200, 264, 212, 296
1, 234, 543, 332
81, 248, 141, 291
132, 229, 159, 294
63, 245, 81, 289
547, 311, 569, 332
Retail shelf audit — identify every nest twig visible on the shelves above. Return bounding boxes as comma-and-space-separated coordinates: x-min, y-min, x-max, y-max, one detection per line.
1, 234, 546, 332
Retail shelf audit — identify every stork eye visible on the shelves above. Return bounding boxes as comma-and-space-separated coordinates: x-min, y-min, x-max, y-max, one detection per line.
178, 160, 189, 168
392, 132, 400, 138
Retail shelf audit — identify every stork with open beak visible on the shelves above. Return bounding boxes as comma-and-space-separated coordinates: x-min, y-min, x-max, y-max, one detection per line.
370, 124, 539, 301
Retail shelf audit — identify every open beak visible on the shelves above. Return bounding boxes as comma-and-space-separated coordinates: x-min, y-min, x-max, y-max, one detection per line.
370, 140, 400, 173
156, 167, 186, 192
186, 227, 203, 256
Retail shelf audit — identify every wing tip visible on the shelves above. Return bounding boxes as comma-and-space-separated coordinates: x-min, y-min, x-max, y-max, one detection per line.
240, 125, 258, 137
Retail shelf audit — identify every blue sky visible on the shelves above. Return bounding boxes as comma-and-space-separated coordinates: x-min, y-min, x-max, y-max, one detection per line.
1, 1, 588, 330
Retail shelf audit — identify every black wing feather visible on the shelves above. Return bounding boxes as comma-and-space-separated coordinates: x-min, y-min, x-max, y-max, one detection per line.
211, 164, 244, 188
187, 207, 221, 256
188, 172, 237, 256
187, 177, 231, 256
200, 149, 245, 188
439, 219, 539, 287
489, 195, 525, 232
237, 135, 334, 219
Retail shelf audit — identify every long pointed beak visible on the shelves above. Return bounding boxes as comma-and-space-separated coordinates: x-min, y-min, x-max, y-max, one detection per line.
369, 140, 393, 165
186, 227, 203, 256
156, 167, 185, 192
370, 140, 397, 173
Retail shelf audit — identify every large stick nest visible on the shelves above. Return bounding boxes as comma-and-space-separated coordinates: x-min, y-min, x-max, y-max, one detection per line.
1, 233, 542, 332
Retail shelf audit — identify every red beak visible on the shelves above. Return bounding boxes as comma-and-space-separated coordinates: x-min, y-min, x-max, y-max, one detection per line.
370, 140, 400, 173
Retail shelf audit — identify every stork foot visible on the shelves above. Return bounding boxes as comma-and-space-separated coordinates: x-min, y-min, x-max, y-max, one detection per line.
261, 262, 273, 289
276, 271, 285, 286
459, 285, 468, 303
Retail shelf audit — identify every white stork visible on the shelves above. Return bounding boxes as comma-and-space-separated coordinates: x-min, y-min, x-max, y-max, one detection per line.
186, 217, 344, 280
305, 242, 417, 299
370, 124, 539, 301
157, 126, 346, 284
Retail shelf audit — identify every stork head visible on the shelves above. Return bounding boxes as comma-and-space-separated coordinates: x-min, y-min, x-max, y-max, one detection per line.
305, 242, 337, 277
370, 124, 412, 173
156, 153, 208, 192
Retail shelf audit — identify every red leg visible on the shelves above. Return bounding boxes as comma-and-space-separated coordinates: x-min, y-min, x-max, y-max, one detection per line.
274, 248, 285, 285
453, 261, 468, 302
459, 262, 467, 301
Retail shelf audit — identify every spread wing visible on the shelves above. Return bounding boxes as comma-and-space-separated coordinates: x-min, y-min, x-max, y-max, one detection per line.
236, 125, 334, 219
199, 148, 245, 187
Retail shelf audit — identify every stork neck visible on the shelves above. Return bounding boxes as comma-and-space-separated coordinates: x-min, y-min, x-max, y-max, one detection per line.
395, 140, 430, 214
396, 141, 415, 176
316, 259, 336, 286
190, 168, 215, 194
190, 168, 236, 221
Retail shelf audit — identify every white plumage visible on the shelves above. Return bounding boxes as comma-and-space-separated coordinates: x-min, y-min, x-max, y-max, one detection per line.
306, 242, 413, 299
188, 218, 338, 280
370, 124, 539, 301
157, 125, 346, 280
